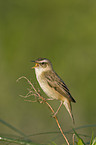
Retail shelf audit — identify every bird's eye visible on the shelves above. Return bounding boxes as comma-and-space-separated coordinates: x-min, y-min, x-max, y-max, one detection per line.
41, 62, 45, 65
41, 62, 47, 67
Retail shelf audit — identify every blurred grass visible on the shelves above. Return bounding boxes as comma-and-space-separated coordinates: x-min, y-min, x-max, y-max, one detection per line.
0, 136, 41, 145
0, 119, 96, 144
0, 0, 96, 144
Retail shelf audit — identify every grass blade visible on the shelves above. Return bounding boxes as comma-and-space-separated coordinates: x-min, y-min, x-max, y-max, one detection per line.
73, 128, 86, 145
0, 119, 26, 137
0, 136, 42, 145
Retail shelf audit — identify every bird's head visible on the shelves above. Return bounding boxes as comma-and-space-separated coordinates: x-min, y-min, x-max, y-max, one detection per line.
32, 58, 53, 73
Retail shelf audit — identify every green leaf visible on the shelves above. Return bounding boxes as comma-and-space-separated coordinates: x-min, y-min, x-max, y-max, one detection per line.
90, 131, 94, 145
77, 139, 84, 145
92, 137, 96, 145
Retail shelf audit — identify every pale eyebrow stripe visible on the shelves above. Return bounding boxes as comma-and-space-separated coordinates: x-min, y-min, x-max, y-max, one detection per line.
38, 60, 48, 63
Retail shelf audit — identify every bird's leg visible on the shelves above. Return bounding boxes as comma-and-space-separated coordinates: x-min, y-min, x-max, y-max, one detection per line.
53, 101, 63, 117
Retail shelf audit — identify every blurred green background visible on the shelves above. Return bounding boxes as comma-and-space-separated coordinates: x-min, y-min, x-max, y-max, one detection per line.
0, 0, 96, 144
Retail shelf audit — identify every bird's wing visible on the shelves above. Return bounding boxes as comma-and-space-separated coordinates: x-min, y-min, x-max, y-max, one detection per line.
44, 71, 76, 102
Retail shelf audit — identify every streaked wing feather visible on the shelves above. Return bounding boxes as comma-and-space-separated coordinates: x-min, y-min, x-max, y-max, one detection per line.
45, 71, 75, 102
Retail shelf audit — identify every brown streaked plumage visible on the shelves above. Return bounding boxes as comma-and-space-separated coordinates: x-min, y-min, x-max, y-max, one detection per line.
32, 58, 76, 124
44, 70, 76, 102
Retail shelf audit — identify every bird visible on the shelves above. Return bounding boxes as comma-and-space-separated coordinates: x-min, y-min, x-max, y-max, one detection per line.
32, 58, 76, 124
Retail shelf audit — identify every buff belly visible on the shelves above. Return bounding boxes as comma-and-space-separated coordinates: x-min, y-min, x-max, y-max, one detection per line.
37, 76, 65, 101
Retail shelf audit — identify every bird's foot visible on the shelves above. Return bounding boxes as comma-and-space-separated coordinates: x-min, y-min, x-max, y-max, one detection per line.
39, 97, 46, 104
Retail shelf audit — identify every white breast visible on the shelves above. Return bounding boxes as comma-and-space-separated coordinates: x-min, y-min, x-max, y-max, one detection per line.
35, 68, 59, 99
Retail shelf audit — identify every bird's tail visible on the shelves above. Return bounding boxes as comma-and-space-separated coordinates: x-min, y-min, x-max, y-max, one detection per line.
63, 99, 75, 124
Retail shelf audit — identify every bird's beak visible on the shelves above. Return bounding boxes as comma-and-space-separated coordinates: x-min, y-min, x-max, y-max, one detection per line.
32, 61, 39, 69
